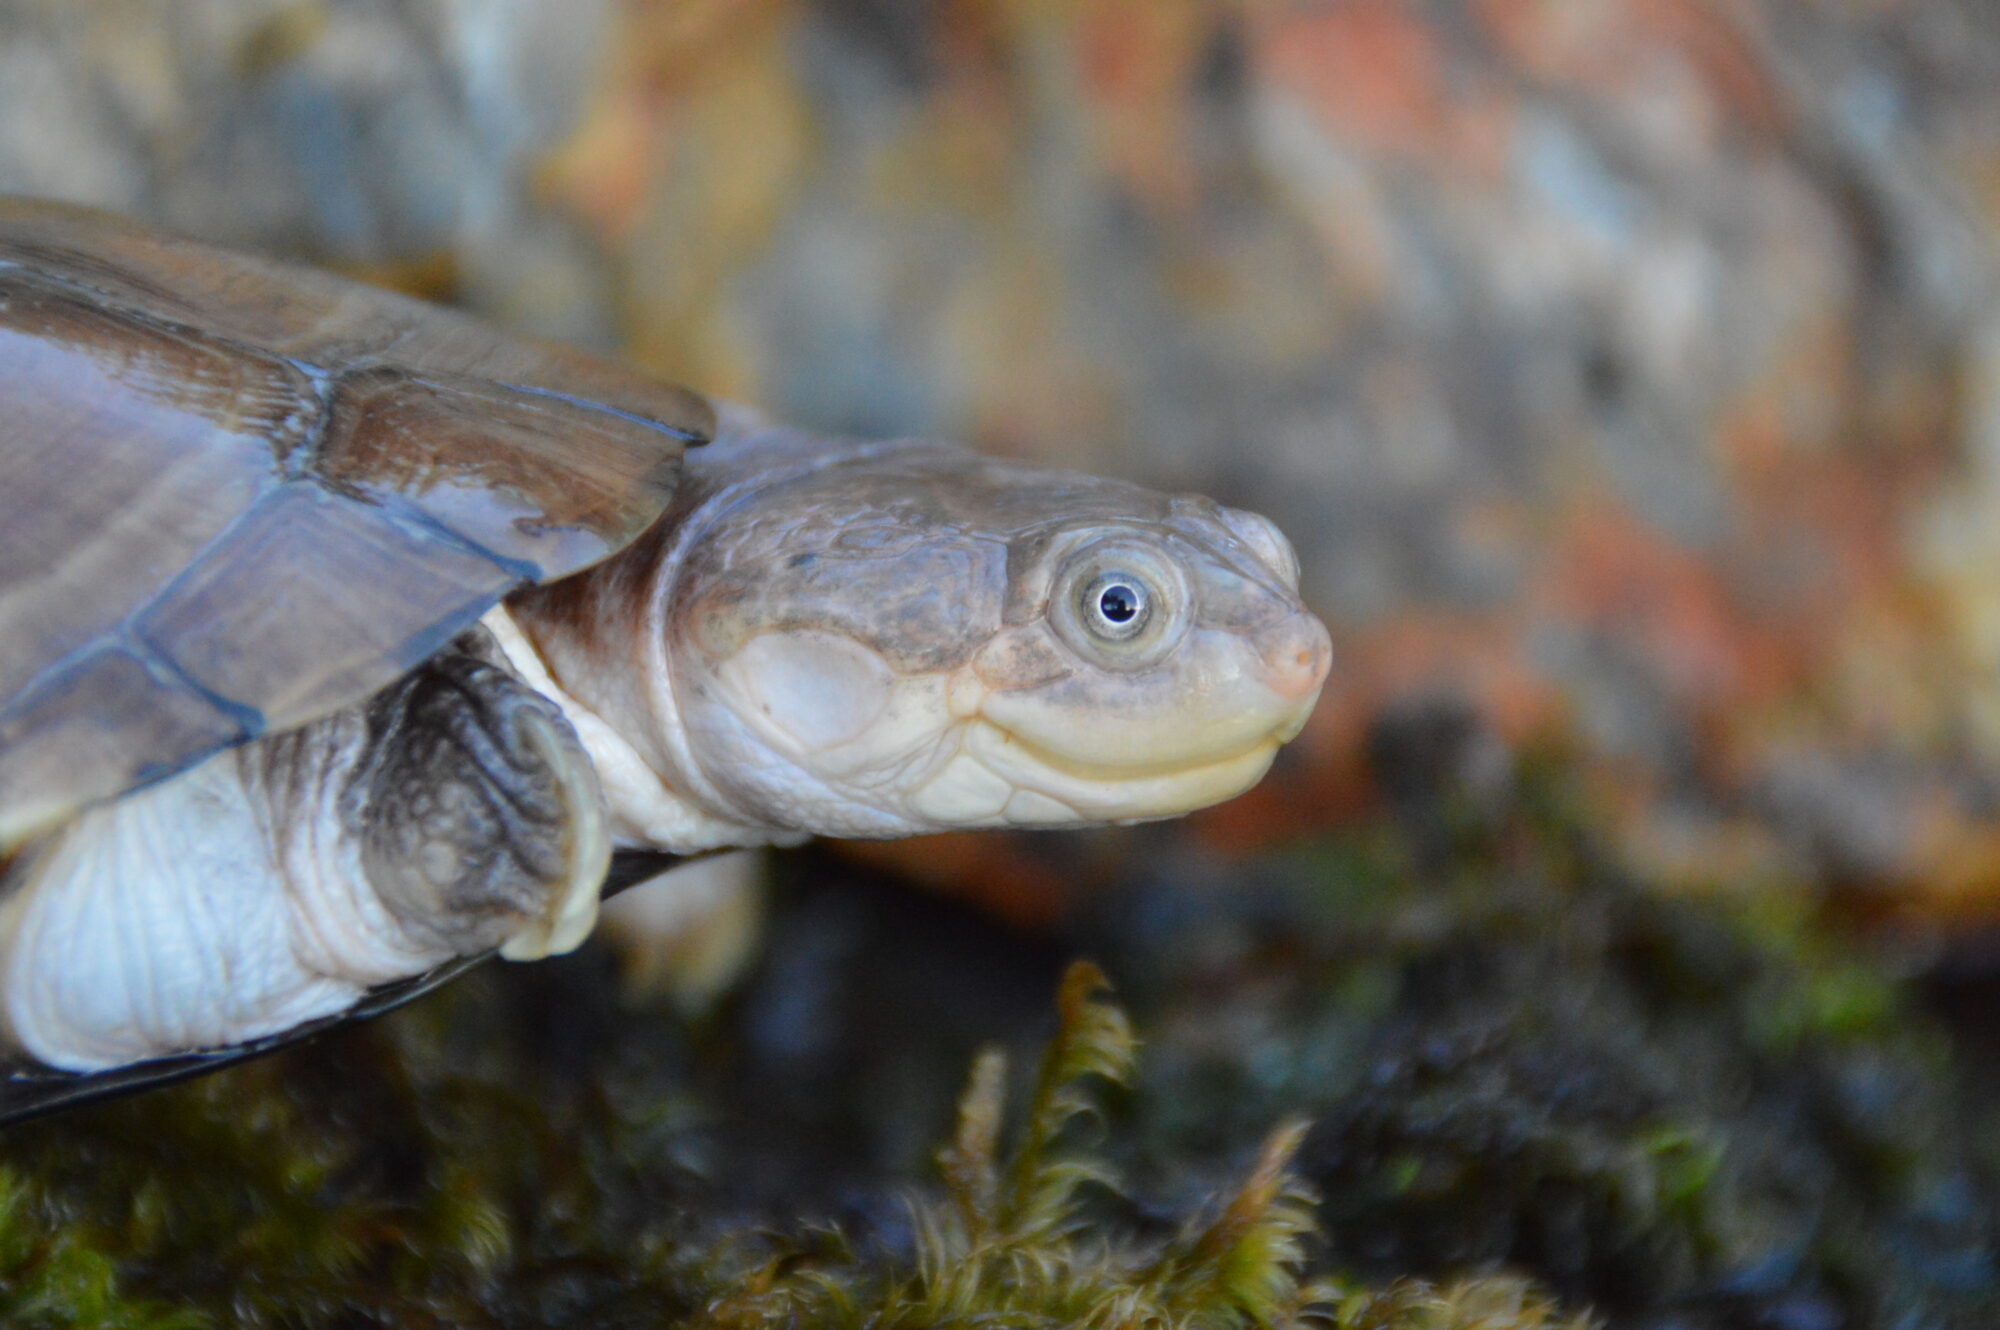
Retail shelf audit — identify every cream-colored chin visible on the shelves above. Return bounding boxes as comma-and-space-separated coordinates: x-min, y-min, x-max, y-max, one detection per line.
918, 718, 1284, 827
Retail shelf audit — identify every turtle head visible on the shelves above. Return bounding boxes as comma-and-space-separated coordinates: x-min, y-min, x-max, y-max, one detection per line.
944, 504, 1329, 826
650, 439, 1330, 839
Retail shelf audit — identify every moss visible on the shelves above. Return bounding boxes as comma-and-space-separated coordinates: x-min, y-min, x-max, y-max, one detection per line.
0, 954, 1591, 1329
0, 1002, 726, 1327
694, 963, 1349, 1329
1092, 737, 2000, 1329
684, 961, 1591, 1330
1, 735, 1995, 1326
1327, 1276, 1594, 1330
0, 1165, 207, 1330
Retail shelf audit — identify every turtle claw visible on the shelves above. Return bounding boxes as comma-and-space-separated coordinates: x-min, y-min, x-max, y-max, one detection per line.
352, 630, 611, 959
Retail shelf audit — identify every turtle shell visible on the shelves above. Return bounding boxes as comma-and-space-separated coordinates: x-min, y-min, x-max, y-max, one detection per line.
0, 198, 713, 848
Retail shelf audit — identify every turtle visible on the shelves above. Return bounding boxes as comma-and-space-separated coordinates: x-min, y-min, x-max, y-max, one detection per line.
0, 198, 1331, 1121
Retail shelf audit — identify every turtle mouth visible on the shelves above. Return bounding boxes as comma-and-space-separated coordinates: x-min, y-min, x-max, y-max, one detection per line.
956, 717, 1285, 825
976, 719, 1284, 784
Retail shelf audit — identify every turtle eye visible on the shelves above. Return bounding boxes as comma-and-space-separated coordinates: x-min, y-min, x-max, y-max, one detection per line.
1082, 572, 1151, 640
1051, 542, 1187, 669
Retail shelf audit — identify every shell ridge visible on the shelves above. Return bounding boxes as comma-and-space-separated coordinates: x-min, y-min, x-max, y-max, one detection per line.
0, 265, 334, 479
355, 484, 547, 585
0, 470, 528, 732
0, 262, 241, 357
0, 449, 297, 726
490, 379, 714, 443
0, 631, 264, 749
0, 198, 707, 856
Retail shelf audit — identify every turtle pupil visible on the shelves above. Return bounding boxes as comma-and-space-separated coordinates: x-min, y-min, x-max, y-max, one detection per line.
1099, 584, 1140, 624
1071, 568, 1154, 648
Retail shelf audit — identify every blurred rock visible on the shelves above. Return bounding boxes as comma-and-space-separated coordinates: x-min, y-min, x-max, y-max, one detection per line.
0, 0, 619, 342
547, 1, 2000, 916
8, 2, 2000, 911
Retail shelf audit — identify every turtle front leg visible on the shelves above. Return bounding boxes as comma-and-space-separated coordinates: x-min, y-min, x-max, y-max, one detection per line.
334, 632, 609, 964
0, 631, 607, 1072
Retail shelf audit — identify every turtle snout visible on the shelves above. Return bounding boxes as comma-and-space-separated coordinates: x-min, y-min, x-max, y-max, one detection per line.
1256, 612, 1332, 706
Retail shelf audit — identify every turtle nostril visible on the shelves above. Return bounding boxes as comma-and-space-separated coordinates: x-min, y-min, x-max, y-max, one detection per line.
1260, 616, 1332, 703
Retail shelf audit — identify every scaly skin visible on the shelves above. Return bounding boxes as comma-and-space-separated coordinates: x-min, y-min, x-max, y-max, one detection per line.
504, 407, 1330, 852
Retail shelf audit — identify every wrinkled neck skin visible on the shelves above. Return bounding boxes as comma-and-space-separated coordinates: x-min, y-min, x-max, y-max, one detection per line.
499, 407, 1331, 853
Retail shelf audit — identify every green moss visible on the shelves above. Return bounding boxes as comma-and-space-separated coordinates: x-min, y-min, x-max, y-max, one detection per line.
1, 737, 1994, 1327
694, 963, 1358, 1329
0, 1012, 723, 1327
0, 956, 1591, 1329
0, 1165, 207, 1330
1327, 1276, 1594, 1330
680, 961, 1592, 1330
1106, 742, 2000, 1328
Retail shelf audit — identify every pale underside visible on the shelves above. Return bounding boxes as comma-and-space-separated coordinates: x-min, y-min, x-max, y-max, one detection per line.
0, 630, 613, 1072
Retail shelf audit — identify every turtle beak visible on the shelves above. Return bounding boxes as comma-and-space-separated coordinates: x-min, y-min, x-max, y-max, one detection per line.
1255, 613, 1332, 716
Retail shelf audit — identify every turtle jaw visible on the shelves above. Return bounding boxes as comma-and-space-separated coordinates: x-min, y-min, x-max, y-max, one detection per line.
668, 616, 1328, 837
910, 718, 1288, 828
940, 614, 1330, 827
